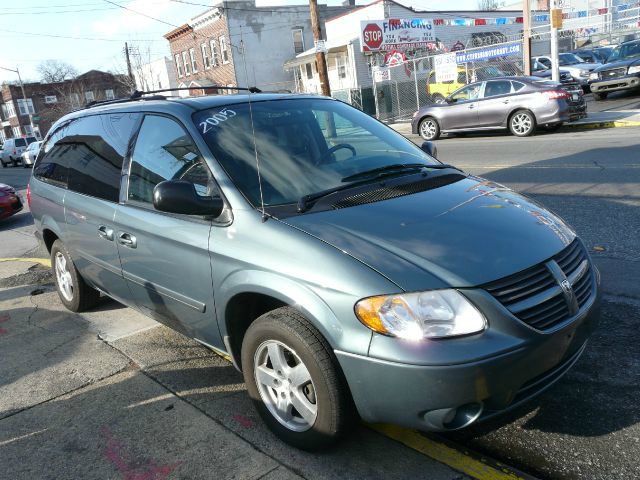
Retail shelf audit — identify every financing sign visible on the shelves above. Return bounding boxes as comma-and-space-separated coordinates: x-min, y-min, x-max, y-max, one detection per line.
360, 18, 436, 52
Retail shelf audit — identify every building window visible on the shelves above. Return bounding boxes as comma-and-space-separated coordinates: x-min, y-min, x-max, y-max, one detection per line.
44, 95, 58, 104
24, 125, 34, 136
292, 29, 304, 54
201, 43, 211, 70
105, 89, 115, 100
17, 98, 35, 115
85, 91, 95, 103
175, 53, 183, 78
219, 36, 229, 64
210, 39, 219, 67
157, 74, 163, 89
305, 63, 313, 80
336, 54, 346, 79
70, 93, 80, 108
189, 47, 198, 73
6, 102, 16, 118
0, 130, 5, 142
182, 51, 191, 75
12, 126, 21, 137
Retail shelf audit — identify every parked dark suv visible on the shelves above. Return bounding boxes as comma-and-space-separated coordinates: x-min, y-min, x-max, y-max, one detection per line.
589, 40, 640, 100
29, 91, 600, 450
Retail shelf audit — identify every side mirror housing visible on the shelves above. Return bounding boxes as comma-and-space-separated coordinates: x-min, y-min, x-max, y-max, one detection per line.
421, 141, 438, 158
153, 180, 224, 217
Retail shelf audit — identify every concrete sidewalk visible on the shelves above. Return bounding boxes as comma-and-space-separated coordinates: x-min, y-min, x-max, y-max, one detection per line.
390, 109, 640, 137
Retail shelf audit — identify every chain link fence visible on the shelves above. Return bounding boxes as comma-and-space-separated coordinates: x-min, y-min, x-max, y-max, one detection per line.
372, 40, 525, 123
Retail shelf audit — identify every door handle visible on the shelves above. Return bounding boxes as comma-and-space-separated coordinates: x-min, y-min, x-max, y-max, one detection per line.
503, 99, 510, 104
118, 232, 137, 249
97, 225, 114, 241
468, 104, 475, 109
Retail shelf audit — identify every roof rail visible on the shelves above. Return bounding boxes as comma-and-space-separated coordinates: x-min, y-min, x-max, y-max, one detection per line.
130, 85, 262, 99
84, 94, 167, 109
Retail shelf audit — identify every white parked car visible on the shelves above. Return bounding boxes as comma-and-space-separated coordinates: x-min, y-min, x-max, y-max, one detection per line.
1, 136, 38, 167
532, 54, 601, 86
21, 140, 43, 168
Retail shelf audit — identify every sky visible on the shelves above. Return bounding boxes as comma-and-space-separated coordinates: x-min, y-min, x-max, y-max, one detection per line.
0, 0, 480, 84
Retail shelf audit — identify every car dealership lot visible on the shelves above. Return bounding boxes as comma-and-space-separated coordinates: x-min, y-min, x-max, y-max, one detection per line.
2, 127, 639, 479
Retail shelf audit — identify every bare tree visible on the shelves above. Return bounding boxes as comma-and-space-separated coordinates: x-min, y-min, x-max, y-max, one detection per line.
37, 60, 79, 83
477, 0, 502, 10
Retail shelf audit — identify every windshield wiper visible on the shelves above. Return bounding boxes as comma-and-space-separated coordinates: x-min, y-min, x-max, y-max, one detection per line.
341, 162, 462, 182
297, 182, 363, 213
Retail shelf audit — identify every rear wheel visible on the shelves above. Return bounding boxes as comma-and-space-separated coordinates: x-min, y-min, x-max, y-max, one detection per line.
1, 160, 5, 168
509, 110, 536, 137
593, 92, 608, 101
241, 307, 354, 450
51, 240, 100, 312
418, 117, 440, 140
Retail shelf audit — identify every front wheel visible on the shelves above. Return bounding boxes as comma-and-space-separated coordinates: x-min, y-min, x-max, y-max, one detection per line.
509, 110, 536, 137
51, 240, 100, 312
241, 307, 355, 450
418, 117, 440, 140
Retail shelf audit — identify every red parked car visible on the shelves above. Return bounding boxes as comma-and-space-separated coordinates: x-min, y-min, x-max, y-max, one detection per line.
0, 183, 23, 220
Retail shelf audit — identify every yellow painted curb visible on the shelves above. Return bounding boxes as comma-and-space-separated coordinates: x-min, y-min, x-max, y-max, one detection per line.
370, 424, 530, 480
0, 257, 51, 268
565, 120, 640, 129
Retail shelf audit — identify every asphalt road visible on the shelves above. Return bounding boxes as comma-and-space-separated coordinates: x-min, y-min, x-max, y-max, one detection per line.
1, 127, 639, 480
414, 127, 640, 480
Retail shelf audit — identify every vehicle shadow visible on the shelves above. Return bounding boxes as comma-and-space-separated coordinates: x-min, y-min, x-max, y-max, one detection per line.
0, 210, 34, 231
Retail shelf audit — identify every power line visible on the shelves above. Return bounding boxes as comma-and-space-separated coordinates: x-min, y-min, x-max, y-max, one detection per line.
102, 0, 178, 29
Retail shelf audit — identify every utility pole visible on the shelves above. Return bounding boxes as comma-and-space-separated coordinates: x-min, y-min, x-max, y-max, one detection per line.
550, 0, 561, 82
523, 0, 532, 75
309, 0, 331, 97
124, 42, 134, 85
0, 66, 36, 138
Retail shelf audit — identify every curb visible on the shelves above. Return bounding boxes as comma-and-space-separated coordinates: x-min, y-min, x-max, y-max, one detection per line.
563, 120, 640, 129
0, 257, 51, 268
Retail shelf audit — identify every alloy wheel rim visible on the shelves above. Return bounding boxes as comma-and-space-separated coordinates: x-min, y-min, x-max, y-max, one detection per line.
512, 113, 532, 135
55, 252, 74, 302
253, 340, 318, 432
421, 120, 437, 139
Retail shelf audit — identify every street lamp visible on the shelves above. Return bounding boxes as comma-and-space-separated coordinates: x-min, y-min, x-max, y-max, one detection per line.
0, 66, 36, 138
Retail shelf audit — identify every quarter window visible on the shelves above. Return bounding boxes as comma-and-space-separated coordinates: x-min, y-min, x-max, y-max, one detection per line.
33, 125, 72, 188
127, 115, 214, 206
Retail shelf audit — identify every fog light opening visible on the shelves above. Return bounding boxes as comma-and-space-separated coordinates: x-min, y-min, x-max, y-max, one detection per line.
423, 402, 483, 431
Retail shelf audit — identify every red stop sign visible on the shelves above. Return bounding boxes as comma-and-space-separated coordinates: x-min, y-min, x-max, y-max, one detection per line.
362, 23, 383, 51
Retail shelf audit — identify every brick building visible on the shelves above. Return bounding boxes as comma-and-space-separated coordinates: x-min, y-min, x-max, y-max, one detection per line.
0, 70, 129, 142
164, 0, 356, 94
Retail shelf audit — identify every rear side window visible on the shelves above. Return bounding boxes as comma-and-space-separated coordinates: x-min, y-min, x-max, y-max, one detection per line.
127, 115, 214, 206
65, 113, 139, 202
33, 126, 71, 188
511, 81, 526, 92
26, 137, 37, 145
15, 138, 26, 148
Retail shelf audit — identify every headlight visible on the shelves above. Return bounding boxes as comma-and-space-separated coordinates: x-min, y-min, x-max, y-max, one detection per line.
355, 289, 486, 340
589, 72, 599, 80
628, 65, 640, 74
579, 69, 590, 77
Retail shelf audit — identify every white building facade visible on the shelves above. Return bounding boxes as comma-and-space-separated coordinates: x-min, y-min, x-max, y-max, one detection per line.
134, 56, 179, 94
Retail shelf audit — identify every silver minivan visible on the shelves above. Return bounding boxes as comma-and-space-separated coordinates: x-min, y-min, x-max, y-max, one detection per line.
30, 92, 600, 450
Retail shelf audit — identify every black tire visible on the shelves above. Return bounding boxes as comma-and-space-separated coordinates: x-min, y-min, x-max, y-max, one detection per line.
1, 160, 5, 168
543, 123, 563, 132
241, 307, 355, 450
11, 157, 19, 167
51, 240, 100, 312
509, 109, 536, 137
593, 92, 608, 101
431, 93, 445, 104
418, 117, 441, 140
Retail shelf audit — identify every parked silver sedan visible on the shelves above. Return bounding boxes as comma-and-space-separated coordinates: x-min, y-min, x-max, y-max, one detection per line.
412, 76, 587, 140
21, 140, 43, 168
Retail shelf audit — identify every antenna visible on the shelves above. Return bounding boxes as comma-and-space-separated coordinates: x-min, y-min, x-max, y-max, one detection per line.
240, 34, 268, 222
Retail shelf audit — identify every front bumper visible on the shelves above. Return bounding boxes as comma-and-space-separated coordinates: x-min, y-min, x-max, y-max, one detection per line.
0, 194, 23, 220
590, 74, 640, 93
336, 280, 600, 431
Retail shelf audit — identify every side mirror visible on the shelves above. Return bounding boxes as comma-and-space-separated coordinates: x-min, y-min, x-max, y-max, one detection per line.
421, 141, 438, 158
153, 180, 224, 217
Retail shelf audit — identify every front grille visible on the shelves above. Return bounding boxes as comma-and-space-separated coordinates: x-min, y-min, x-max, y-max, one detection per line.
598, 67, 627, 80
483, 239, 594, 331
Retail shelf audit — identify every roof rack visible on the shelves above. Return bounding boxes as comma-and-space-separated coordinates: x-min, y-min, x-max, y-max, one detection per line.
84, 85, 262, 109
130, 85, 262, 99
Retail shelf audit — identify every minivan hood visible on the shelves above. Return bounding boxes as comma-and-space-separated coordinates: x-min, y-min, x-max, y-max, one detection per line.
283, 176, 576, 290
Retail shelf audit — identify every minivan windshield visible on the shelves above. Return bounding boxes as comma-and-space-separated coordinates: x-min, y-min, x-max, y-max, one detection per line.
194, 98, 439, 207
559, 53, 585, 65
